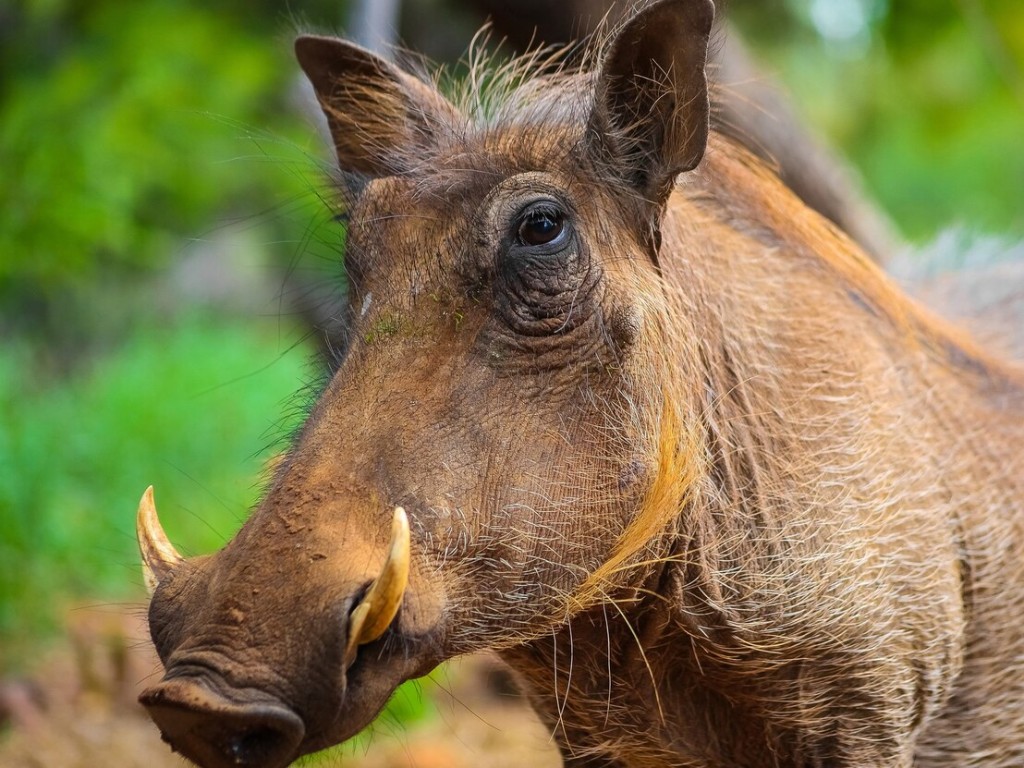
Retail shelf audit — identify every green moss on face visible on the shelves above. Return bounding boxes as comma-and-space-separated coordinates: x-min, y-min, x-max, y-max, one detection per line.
364, 313, 405, 344
428, 291, 470, 332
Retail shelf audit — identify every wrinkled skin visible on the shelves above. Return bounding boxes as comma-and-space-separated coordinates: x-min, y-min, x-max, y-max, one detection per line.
138, 1, 1024, 767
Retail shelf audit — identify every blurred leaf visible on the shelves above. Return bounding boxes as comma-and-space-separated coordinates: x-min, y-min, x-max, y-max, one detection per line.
0, 0, 326, 336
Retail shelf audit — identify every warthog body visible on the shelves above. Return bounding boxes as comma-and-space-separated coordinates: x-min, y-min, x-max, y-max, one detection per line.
137, 1, 1024, 766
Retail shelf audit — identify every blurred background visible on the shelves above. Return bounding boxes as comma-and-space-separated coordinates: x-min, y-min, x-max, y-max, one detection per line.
1, 0, 1022, 765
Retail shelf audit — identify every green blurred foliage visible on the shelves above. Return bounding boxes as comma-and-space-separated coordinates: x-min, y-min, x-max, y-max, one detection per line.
3, 5, 273, 281
0, 312, 312, 668
0, 0, 338, 347
733, 0, 1024, 240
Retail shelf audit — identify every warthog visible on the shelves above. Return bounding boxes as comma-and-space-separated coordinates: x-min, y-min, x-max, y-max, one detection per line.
136, 0, 1024, 765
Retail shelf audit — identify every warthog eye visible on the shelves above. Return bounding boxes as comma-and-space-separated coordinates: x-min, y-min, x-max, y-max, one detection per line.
515, 202, 568, 249
494, 195, 586, 333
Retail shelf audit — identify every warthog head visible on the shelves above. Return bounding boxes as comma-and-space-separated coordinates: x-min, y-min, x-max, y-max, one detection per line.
137, 1, 716, 766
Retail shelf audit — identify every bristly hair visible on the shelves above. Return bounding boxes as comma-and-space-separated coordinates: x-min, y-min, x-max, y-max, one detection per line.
432, 25, 587, 125
429, 3, 726, 137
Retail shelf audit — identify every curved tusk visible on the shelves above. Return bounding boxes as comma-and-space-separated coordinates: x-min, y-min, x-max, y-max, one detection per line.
136, 486, 183, 596
345, 507, 410, 665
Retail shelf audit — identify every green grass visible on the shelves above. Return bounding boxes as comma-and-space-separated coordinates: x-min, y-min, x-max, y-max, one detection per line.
0, 311, 312, 670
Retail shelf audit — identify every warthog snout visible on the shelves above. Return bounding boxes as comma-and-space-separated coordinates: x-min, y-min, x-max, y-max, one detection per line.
139, 677, 304, 768
137, 490, 442, 765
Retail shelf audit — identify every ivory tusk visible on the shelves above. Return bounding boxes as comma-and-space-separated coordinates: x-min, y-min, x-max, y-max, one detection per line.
136, 486, 183, 596
345, 507, 410, 665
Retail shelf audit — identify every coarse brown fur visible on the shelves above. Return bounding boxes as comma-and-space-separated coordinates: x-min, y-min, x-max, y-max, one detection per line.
138, 2, 1024, 767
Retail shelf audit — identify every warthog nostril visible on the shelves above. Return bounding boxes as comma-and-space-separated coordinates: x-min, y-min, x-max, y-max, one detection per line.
224, 725, 289, 765
139, 678, 304, 768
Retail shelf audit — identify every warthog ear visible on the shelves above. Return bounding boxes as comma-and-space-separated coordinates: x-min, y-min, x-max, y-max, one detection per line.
295, 36, 457, 176
588, 0, 714, 206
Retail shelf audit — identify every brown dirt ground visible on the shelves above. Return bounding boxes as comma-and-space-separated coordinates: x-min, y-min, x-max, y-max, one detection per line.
0, 605, 562, 768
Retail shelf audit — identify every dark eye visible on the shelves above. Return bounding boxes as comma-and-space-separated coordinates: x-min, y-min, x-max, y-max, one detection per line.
516, 206, 566, 247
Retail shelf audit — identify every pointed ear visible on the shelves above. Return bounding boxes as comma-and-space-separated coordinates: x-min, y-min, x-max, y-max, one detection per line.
587, 0, 714, 204
295, 35, 458, 176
